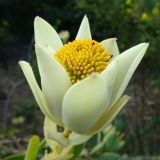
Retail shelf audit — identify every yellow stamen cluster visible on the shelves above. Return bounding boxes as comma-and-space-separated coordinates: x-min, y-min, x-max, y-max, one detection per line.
54, 40, 111, 83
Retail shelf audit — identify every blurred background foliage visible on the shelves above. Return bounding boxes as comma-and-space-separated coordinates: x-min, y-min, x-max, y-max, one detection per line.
0, 0, 160, 159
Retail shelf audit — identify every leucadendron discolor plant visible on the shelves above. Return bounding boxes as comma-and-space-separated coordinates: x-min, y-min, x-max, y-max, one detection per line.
19, 15, 149, 159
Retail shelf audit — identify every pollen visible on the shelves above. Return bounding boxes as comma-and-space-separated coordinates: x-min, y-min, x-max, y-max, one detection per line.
54, 40, 111, 83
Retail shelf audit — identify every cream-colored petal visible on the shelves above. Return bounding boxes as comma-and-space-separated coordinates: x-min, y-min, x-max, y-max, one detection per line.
34, 16, 63, 52
43, 147, 73, 160
45, 45, 56, 57
109, 43, 149, 107
59, 147, 73, 160
45, 129, 69, 147
62, 75, 109, 133
100, 60, 118, 107
43, 117, 58, 150
44, 118, 91, 147
69, 132, 91, 146
95, 95, 130, 133
19, 61, 62, 126
44, 118, 69, 147
35, 44, 72, 120
83, 95, 129, 134
101, 38, 119, 59
76, 15, 92, 40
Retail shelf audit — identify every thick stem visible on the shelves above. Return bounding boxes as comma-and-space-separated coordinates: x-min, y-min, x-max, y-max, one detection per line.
48, 128, 72, 159
63, 128, 72, 138
54, 144, 63, 154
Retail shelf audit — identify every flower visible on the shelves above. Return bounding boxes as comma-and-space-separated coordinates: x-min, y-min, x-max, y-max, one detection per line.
19, 15, 148, 145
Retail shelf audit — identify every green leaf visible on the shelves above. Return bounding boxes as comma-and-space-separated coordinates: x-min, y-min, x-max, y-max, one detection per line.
37, 139, 46, 153
105, 134, 117, 151
71, 143, 85, 160
98, 152, 120, 160
90, 142, 104, 154
3, 137, 46, 160
121, 154, 129, 160
4, 154, 25, 160
113, 141, 125, 151
24, 135, 40, 160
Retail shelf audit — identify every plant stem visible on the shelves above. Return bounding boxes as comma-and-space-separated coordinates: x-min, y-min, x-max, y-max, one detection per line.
63, 128, 72, 138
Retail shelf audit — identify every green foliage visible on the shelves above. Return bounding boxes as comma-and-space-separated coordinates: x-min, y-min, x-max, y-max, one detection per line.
16, 98, 38, 117
3, 154, 25, 160
95, 152, 120, 160
87, 125, 125, 159
105, 134, 125, 152
3, 136, 46, 160
114, 112, 160, 155
37, 139, 47, 154
0, 128, 19, 157
71, 144, 85, 160
151, 74, 160, 94
24, 135, 40, 160
13, 95, 44, 133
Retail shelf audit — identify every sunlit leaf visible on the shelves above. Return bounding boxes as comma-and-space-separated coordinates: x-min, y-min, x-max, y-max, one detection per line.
24, 135, 40, 160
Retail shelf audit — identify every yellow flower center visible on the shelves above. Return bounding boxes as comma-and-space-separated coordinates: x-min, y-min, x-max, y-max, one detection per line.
54, 40, 111, 83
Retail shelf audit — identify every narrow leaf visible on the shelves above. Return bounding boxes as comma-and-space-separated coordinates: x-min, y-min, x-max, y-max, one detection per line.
4, 154, 25, 160
24, 135, 40, 160
71, 143, 85, 159
38, 139, 46, 154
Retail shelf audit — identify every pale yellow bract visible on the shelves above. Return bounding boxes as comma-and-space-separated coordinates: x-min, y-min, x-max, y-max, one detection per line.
19, 15, 149, 147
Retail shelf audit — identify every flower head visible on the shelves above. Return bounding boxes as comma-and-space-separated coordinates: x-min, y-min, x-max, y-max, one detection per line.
55, 39, 111, 83
19, 15, 148, 146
